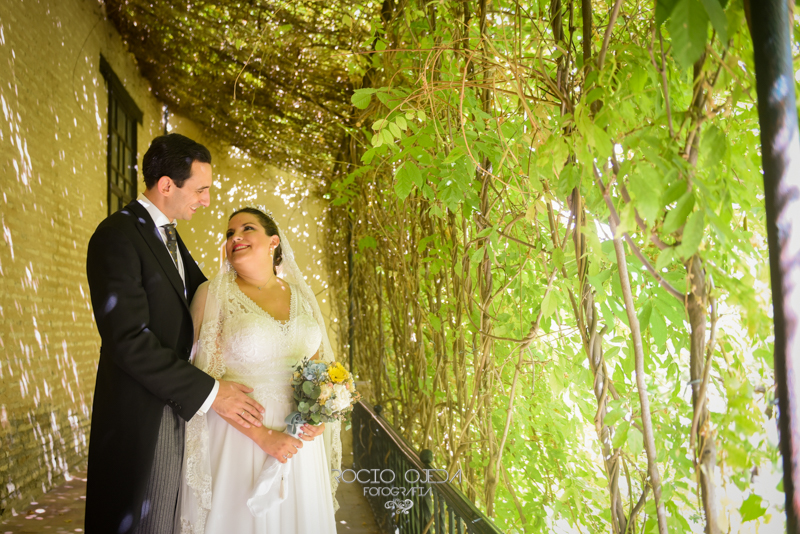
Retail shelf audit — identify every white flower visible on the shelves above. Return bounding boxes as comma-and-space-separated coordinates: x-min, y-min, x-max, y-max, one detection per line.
318, 383, 334, 403
330, 384, 351, 412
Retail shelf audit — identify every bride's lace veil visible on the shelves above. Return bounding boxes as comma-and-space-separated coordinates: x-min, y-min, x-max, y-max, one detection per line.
180, 210, 341, 534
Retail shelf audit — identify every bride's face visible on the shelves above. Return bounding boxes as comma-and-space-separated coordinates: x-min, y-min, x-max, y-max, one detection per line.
226, 213, 279, 271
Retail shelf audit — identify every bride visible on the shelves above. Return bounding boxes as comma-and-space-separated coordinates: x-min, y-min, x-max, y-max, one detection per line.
179, 207, 340, 534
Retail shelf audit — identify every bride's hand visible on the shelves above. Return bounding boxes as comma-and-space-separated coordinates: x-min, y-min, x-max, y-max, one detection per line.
259, 430, 303, 463
299, 422, 325, 441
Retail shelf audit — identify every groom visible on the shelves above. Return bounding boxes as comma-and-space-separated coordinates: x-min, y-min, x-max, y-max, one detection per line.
84, 134, 265, 533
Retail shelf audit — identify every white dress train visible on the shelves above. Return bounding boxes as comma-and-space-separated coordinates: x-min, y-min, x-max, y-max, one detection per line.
179, 271, 338, 534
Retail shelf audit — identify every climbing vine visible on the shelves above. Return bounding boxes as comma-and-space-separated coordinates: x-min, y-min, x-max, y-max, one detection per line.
324, 0, 780, 532
105, 0, 784, 530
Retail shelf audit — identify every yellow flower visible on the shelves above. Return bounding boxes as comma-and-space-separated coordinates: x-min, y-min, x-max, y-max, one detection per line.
328, 363, 349, 383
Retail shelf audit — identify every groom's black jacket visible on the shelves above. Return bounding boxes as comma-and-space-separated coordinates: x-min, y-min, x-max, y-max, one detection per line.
84, 200, 214, 533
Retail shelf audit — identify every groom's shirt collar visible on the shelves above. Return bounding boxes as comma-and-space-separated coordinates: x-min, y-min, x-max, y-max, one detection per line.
137, 193, 177, 229
136, 193, 186, 288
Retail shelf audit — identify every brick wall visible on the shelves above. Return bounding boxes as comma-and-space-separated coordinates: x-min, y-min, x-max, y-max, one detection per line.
0, 0, 333, 519
0, 0, 163, 517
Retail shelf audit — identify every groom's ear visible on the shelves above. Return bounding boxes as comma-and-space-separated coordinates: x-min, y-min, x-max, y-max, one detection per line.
156, 175, 174, 196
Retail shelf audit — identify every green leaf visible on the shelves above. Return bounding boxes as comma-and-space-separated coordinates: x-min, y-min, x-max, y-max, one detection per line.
627, 427, 644, 457
628, 165, 663, 223
394, 164, 415, 199
700, 0, 727, 42
677, 210, 705, 258
389, 122, 402, 138
588, 269, 613, 292
429, 314, 442, 330
655, 247, 675, 270
662, 191, 696, 234
657, 0, 680, 25
541, 291, 558, 318
358, 236, 377, 250
612, 421, 630, 449
351, 88, 376, 109
548, 366, 564, 396
662, 181, 688, 208
701, 125, 727, 168
739, 494, 768, 523
667, 0, 709, 69
395, 116, 408, 131
470, 246, 486, 264
443, 147, 466, 165
404, 161, 424, 187
361, 147, 377, 164
584, 87, 604, 105
372, 119, 388, 131
650, 309, 668, 347
638, 301, 653, 332
603, 408, 626, 427
615, 204, 638, 237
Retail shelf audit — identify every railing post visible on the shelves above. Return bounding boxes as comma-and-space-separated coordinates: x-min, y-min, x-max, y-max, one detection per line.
750, 1, 800, 531
420, 449, 435, 534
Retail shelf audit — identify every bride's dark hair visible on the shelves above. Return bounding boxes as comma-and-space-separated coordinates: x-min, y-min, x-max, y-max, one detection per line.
230, 207, 283, 274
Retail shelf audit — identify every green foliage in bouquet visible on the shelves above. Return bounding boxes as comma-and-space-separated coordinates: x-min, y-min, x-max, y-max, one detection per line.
290, 359, 361, 427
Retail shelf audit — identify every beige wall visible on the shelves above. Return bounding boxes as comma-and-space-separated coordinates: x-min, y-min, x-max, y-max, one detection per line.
0, 0, 333, 519
0, 0, 164, 517
169, 115, 335, 338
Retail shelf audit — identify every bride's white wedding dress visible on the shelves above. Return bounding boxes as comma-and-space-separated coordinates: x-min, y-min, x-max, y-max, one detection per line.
179, 269, 339, 534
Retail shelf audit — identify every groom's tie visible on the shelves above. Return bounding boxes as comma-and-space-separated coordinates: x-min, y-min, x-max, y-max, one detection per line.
162, 223, 180, 267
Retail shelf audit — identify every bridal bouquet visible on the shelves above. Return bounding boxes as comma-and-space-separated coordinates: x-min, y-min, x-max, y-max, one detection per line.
247, 359, 360, 516
287, 358, 360, 431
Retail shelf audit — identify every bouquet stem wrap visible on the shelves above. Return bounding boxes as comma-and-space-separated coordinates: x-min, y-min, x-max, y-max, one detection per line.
246, 412, 306, 516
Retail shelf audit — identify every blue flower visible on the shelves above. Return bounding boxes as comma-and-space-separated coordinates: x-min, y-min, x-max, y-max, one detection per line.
302, 362, 329, 382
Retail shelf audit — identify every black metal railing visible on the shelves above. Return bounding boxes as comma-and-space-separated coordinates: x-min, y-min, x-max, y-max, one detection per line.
350, 400, 504, 534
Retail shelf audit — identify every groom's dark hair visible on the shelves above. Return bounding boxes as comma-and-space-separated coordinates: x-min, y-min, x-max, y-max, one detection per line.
142, 133, 212, 189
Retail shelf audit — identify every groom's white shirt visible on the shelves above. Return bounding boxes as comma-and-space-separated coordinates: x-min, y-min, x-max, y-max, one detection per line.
137, 194, 219, 414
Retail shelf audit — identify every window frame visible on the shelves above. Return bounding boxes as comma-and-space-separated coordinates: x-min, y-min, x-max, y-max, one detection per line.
99, 55, 143, 215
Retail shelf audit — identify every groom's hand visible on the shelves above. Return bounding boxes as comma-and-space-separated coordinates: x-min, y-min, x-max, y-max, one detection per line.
212, 380, 265, 428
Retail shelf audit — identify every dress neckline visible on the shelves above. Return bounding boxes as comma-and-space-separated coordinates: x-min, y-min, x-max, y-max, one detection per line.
231, 274, 296, 326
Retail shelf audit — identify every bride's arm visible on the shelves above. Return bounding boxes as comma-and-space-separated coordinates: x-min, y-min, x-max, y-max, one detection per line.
219, 414, 305, 462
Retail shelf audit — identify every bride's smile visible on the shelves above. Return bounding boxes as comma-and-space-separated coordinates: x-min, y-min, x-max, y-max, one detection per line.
225, 213, 280, 271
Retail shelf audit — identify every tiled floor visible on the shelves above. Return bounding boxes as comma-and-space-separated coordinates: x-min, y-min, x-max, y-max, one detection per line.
0, 427, 381, 533
0, 471, 87, 534
334, 426, 382, 534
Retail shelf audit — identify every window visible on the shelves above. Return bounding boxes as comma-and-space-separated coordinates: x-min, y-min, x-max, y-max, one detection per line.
99, 56, 143, 215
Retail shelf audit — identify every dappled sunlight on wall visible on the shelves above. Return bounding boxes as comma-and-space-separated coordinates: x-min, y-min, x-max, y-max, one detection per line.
0, 0, 335, 520
0, 0, 163, 517
171, 116, 337, 342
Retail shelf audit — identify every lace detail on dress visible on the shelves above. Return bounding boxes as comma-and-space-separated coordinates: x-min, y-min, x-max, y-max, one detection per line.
181, 270, 338, 531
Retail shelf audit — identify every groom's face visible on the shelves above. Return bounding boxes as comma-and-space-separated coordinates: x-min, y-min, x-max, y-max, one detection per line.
167, 161, 212, 221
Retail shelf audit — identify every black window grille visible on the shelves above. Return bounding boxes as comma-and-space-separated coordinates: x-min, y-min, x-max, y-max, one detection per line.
99, 56, 143, 215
